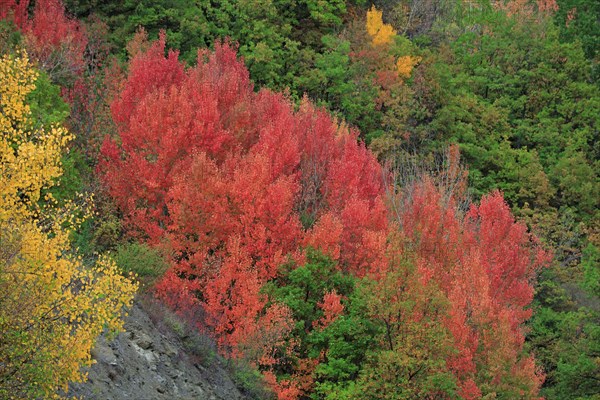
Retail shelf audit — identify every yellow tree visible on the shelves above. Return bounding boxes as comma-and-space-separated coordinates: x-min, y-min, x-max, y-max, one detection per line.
395, 55, 421, 79
365, 6, 421, 79
0, 51, 137, 399
366, 5, 396, 46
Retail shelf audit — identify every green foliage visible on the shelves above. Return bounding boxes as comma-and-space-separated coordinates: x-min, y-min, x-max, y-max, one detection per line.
113, 242, 169, 282
50, 150, 89, 204
551, 319, 600, 399
582, 244, 600, 298
310, 292, 381, 397
69, 217, 96, 257
0, 19, 22, 55
230, 360, 275, 400
91, 213, 123, 250
299, 33, 380, 137
268, 249, 355, 345
528, 290, 600, 400
554, 0, 600, 66
340, 265, 458, 400
348, 350, 459, 400
264, 250, 383, 397
66, 0, 209, 63
64, 0, 348, 92
552, 149, 599, 219
425, 4, 599, 221
26, 70, 70, 127
306, 0, 346, 25
299, 17, 430, 147
23, 70, 86, 208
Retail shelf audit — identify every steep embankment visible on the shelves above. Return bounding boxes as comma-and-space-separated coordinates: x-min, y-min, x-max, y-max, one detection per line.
68, 299, 256, 400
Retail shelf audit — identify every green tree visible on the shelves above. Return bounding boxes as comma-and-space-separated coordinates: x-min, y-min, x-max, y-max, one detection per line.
554, 0, 599, 81
64, 0, 351, 92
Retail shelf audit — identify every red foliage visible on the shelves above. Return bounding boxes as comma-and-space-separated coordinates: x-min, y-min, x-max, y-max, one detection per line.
537, 0, 559, 13
396, 178, 550, 397
100, 36, 388, 396
202, 235, 266, 351
263, 371, 302, 400
0, 0, 28, 27
1, 0, 87, 81
304, 212, 343, 261
314, 290, 344, 329
465, 191, 551, 326
339, 197, 388, 277
294, 101, 340, 220
496, 0, 559, 20
111, 31, 186, 131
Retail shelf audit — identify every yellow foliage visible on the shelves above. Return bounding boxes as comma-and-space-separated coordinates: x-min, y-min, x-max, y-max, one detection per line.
396, 55, 422, 78
0, 51, 137, 399
366, 6, 396, 46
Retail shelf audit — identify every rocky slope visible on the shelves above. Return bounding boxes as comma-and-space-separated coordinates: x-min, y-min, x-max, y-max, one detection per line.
68, 298, 267, 400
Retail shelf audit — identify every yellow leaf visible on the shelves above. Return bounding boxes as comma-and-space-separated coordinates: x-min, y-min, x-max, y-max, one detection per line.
366, 6, 396, 46
396, 55, 422, 78
0, 51, 137, 399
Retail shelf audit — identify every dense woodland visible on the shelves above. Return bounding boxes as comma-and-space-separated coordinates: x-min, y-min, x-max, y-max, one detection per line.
0, 0, 598, 399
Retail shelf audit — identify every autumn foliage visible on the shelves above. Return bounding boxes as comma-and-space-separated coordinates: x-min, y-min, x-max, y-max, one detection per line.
99, 31, 387, 395
366, 5, 396, 46
99, 32, 550, 399
0, 51, 136, 399
388, 175, 550, 398
365, 6, 421, 79
0, 0, 593, 397
1, 0, 87, 82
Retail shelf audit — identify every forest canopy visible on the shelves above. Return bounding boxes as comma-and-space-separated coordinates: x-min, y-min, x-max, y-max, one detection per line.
0, 0, 598, 399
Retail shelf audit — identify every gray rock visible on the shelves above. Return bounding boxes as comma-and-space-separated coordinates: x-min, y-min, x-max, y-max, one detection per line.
134, 332, 153, 350
90, 340, 117, 365
67, 300, 250, 400
164, 342, 178, 357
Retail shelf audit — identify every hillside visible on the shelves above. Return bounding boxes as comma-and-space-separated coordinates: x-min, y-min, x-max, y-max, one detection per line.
68, 297, 257, 400
0, 1, 598, 399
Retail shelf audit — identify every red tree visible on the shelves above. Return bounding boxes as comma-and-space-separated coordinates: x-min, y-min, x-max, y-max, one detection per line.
99, 32, 550, 399
394, 177, 550, 398
99, 35, 389, 398
1, 0, 88, 81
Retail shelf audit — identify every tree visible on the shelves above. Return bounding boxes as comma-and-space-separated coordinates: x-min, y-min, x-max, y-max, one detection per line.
100, 35, 388, 398
366, 5, 397, 46
554, 0, 600, 81
1, 0, 88, 84
262, 249, 357, 398
299, 6, 425, 147
0, 51, 136, 399
423, 6, 599, 397
391, 175, 550, 398
63, 0, 350, 93
347, 237, 459, 400
430, 0, 599, 219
